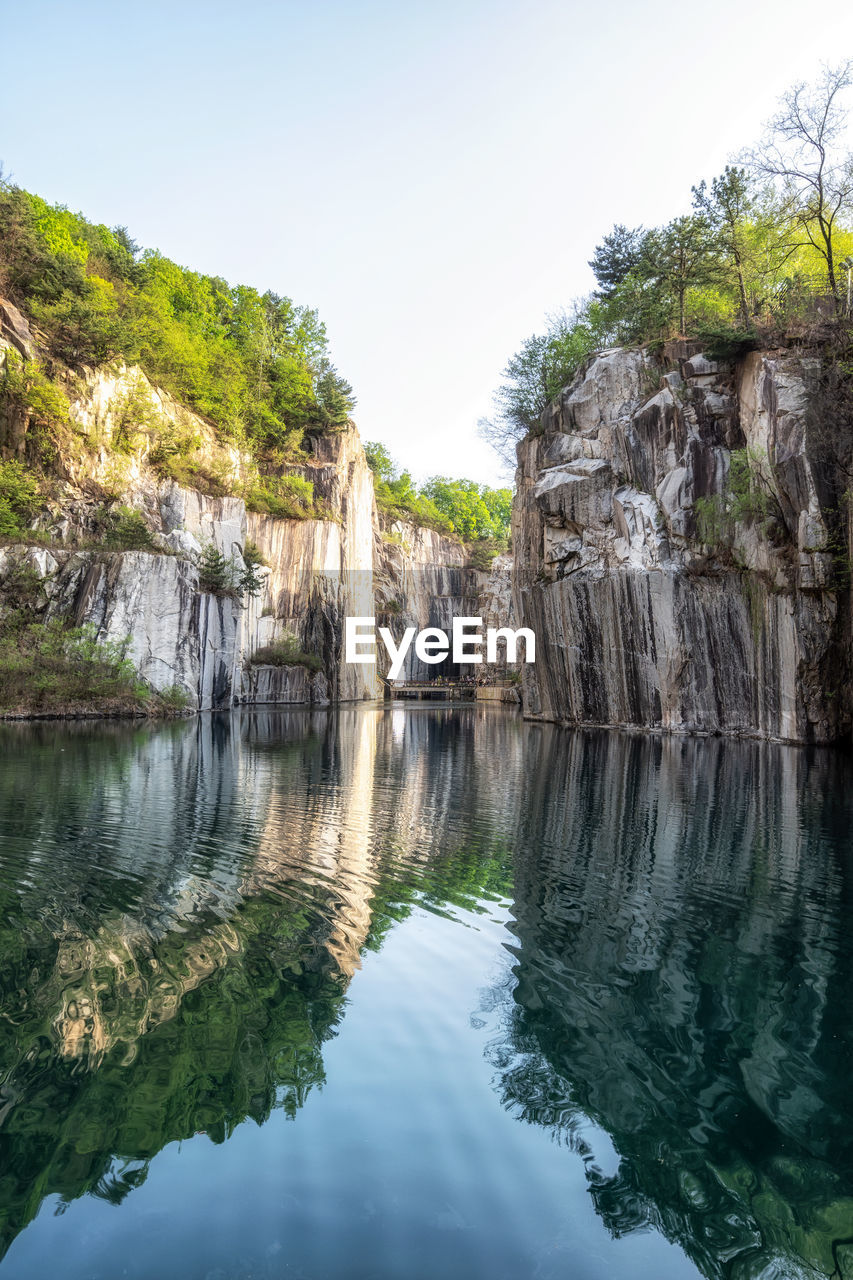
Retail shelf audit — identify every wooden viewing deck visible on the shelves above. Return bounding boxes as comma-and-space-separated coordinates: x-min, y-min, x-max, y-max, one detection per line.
389, 682, 476, 700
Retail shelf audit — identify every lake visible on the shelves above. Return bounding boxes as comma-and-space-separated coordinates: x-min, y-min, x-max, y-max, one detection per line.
0, 705, 851, 1279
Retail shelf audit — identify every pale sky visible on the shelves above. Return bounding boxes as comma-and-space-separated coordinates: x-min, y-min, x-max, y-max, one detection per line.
3, 0, 853, 485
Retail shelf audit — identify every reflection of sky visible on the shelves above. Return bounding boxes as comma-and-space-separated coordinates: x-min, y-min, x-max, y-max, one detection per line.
3, 897, 696, 1280
2, 709, 853, 1279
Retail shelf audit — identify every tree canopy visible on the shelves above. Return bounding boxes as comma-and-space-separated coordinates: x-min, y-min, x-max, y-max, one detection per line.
745, 59, 853, 310
363, 444, 512, 543
0, 179, 356, 459
589, 224, 647, 300
480, 61, 853, 464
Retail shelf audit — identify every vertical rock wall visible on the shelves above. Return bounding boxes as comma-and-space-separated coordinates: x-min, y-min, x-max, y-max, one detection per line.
374, 519, 473, 681
245, 428, 382, 703
512, 345, 851, 743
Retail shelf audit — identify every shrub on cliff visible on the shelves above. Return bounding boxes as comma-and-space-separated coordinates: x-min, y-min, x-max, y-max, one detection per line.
465, 538, 508, 571
239, 541, 266, 597
197, 544, 263, 599
97, 505, 156, 551
0, 617, 149, 715
0, 350, 71, 466
0, 554, 189, 715
694, 447, 782, 552
249, 632, 322, 672
198, 545, 238, 596
0, 460, 40, 538
243, 472, 317, 519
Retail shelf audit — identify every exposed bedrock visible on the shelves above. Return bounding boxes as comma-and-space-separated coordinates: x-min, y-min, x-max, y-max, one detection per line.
512, 345, 851, 743
0, 353, 510, 709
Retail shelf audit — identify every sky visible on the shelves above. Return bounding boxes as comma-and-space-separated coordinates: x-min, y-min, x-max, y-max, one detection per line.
3, 0, 853, 486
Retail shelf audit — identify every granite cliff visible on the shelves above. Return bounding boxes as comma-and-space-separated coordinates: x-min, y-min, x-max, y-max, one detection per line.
512, 343, 852, 743
1, 310, 493, 711
6, 294, 850, 741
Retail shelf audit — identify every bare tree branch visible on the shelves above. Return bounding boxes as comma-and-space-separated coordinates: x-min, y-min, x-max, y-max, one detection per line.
743, 60, 853, 309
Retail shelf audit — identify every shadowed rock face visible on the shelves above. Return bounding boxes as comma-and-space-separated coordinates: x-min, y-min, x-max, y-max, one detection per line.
373, 519, 476, 681
512, 345, 852, 742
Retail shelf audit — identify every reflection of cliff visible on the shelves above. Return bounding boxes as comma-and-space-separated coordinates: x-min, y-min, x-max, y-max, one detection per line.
5, 712, 850, 1276
0, 708, 517, 1259
492, 729, 853, 1280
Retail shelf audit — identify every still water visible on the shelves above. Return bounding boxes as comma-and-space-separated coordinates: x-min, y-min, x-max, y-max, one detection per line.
0, 705, 851, 1279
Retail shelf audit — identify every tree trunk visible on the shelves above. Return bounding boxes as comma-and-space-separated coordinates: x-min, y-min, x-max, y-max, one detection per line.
821, 218, 840, 311
733, 250, 750, 329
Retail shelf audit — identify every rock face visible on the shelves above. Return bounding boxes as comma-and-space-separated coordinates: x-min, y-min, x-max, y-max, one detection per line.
26, 424, 385, 710
0, 299, 32, 360
239, 663, 330, 707
246, 428, 382, 702
373, 518, 473, 681
1, 351, 512, 709
0, 543, 250, 712
372, 521, 519, 682
513, 345, 851, 743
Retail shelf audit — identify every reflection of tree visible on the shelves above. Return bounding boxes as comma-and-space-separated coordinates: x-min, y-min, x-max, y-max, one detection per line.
0, 889, 345, 1257
13, 709, 852, 1277
0, 706, 518, 1260
487, 729, 853, 1280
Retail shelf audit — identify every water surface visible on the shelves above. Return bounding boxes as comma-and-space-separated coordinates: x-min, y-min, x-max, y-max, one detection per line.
0, 706, 851, 1279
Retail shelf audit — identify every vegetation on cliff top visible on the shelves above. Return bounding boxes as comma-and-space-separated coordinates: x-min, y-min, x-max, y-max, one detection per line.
0, 176, 355, 454
0, 174, 356, 538
481, 61, 853, 463
364, 441, 512, 545
0, 174, 512, 547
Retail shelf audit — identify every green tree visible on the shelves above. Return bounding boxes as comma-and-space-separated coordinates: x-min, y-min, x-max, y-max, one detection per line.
692, 167, 764, 327
589, 224, 647, 300
364, 445, 510, 538
640, 215, 718, 335
746, 60, 853, 311
0, 460, 39, 536
364, 441, 395, 482
312, 358, 356, 428
420, 477, 510, 541
0, 177, 356, 463
481, 485, 512, 536
478, 307, 602, 466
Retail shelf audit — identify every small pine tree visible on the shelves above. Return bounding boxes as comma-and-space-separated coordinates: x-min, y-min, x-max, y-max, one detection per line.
589, 225, 647, 300
198, 544, 236, 595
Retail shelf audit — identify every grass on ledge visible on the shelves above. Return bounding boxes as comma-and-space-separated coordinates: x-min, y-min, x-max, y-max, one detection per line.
0, 615, 189, 717
249, 632, 323, 672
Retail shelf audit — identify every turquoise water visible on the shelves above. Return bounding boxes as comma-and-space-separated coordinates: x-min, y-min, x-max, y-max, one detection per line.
0, 705, 851, 1279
